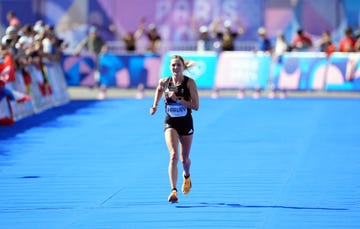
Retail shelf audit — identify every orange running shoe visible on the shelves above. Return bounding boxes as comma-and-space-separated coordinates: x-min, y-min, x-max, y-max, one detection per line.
182, 175, 192, 194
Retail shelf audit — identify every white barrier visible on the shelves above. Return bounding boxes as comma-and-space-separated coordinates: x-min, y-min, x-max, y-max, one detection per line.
0, 61, 70, 124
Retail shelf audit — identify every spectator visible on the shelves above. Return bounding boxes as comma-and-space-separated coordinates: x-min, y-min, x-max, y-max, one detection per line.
274, 32, 289, 57
292, 28, 313, 51
1, 25, 29, 91
123, 19, 161, 53
121, 32, 137, 52
74, 26, 107, 99
196, 26, 213, 51
339, 27, 356, 52
109, 24, 142, 52
6, 11, 20, 29
189, 17, 214, 51
1, 26, 20, 55
319, 31, 336, 56
257, 27, 272, 52
33, 20, 44, 35
145, 23, 161, 53
38, 25, 64, 61
16, 24, 35, 53
13, 24, 36, 69
210, 18, 244, 51
74, 26, 107, 56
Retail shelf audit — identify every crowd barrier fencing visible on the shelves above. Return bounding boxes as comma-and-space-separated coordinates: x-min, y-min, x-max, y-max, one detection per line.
62, 51, 360, 92
105, 41, 258, 54
2, 51, 359, 125
0, 60, 70, 125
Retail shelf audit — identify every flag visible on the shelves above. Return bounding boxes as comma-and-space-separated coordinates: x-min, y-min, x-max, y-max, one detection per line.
0, 53, 16, 83
0, 52, 31, 104
0, 53, 29, 125
0, 86, 31, 103
0, 86, 31, 125
0, 52, 31, 103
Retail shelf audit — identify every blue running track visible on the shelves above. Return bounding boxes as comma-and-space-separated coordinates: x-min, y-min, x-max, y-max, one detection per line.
1, 97, 360, 228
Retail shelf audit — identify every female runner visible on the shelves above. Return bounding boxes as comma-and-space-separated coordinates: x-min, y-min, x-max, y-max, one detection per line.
150, 55, 199, 203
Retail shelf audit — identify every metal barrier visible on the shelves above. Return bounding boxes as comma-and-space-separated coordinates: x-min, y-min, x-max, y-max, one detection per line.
105, 41, 258, 54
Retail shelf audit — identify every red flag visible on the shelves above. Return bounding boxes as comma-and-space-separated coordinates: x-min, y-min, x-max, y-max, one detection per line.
0, 53, 16, 83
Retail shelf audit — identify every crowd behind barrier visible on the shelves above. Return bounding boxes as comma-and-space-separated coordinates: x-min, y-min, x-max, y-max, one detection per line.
61, 51, 360, 91
0, 57, 69, 125
0, 11, 71, 125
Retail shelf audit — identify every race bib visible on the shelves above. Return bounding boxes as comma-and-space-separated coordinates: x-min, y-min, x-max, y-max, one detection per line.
166, 103, 187, 117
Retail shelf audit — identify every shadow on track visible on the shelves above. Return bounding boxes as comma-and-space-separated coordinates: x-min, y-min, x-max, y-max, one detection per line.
176, 202, 348, 211
0, 100, 98, 141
